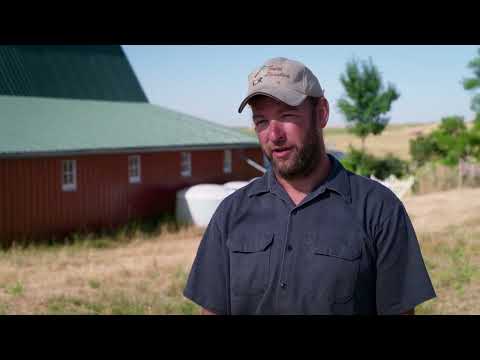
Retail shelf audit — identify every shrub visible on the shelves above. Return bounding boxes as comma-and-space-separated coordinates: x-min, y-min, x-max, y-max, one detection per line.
410, 115, 480, 167
341, 146, 408, 180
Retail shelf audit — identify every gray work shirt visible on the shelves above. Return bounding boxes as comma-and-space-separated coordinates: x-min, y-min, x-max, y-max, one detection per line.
183, 154, 436, 315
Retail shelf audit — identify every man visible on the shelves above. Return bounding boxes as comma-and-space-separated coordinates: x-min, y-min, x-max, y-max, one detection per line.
183, 57, 436, 315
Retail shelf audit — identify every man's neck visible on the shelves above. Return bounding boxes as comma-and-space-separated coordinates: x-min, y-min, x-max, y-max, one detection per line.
274, 154, 332, 206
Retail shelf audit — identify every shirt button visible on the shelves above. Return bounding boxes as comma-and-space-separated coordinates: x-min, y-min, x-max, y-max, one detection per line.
280, 282, 287, 289
287, 245, 293, 252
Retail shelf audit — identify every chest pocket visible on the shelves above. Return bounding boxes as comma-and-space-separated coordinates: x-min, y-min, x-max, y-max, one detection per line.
306, 233, 362, 304
227, 233, 274, 296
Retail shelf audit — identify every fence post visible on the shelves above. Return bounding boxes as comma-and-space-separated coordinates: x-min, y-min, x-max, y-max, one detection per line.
458, 159, 463, 188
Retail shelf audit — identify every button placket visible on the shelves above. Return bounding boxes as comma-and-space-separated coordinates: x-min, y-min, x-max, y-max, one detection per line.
278, 208, 299, 292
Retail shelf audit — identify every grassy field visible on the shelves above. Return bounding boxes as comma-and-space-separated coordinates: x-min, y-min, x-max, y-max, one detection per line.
1, 187, 479, 315
323, 122, 439, 160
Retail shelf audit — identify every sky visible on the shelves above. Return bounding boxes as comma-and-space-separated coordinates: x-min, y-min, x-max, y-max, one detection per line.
122, 45, 479, 128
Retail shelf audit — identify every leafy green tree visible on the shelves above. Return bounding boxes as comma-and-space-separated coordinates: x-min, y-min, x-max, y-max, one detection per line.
462, 48, 480, 121
338, 58, 400, 150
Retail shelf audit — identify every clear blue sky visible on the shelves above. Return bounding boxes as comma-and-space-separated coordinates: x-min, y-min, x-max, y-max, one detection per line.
122, 45, 479, 128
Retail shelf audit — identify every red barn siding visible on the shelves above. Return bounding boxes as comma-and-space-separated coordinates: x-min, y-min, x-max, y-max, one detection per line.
0, 147, 263, 246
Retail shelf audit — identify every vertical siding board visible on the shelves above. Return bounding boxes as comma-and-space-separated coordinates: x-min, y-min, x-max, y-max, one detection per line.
25, 159, 32, 240
0, 161, 5, 244
43, 158, 49, 238
3, 161, 10, 244
13, 160, 21, 241
8, 160, 14, 243
32, 158, 39, 239
52, 158, 59, 239
26, 159, 33, 240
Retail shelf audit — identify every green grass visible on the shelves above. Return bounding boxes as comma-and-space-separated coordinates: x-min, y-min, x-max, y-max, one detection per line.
416, 225, 480, 314
0, 302, 9, 315
40, 266, 200, 315
5, 281, 24, 297
88, 280, 101, 290
1, 213, 186, 255
416, 299, 437, 315
45, 295, 106, 315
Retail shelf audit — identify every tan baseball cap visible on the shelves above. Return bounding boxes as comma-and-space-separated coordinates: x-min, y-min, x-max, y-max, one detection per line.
238, 57, 324, 113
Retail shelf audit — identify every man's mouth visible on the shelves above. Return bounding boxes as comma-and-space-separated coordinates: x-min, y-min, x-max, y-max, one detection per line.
271, 146, 294, 159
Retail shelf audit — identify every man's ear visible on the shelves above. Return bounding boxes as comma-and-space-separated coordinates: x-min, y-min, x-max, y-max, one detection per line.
317, 98, 329, 129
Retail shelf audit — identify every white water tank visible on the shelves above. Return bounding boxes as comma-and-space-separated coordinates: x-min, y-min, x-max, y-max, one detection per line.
224, 177, 260, 191
223, 181, 249, 191
176, 184, 236, 227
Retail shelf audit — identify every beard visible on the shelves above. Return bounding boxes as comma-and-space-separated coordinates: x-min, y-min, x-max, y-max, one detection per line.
263, 117, 323, 180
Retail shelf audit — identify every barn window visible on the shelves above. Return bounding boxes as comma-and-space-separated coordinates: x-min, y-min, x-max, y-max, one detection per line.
62, 160, 77, 192
223, 150, 232, 174
129, 155, 141, 184
181, 152, 191, 177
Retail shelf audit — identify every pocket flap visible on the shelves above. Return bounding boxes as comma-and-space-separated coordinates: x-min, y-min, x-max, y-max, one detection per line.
227, 233, 274, 253
313, 243, 361, 261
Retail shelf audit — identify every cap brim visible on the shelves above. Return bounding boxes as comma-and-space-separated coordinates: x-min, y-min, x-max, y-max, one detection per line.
237, 88, 307, 113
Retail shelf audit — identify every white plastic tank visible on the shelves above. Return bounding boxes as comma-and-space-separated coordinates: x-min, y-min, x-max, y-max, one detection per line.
176, 184, 236, 227
223, 181, 249, 191
223, 177, 260, 191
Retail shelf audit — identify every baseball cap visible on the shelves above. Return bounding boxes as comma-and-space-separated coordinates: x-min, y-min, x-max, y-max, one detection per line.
238, 57, 324, 113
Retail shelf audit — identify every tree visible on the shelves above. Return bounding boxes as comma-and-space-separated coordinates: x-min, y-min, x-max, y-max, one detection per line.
338, 58, 400, 150
462, 48, 480, 122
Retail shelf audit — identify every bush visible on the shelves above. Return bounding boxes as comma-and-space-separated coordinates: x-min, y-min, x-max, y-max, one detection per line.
340, 146, 408, 180
410, 115, 480, 167
409, 135, 439, 167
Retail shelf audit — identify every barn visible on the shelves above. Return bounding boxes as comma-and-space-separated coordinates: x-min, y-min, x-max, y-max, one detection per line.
0, 45, 263, 246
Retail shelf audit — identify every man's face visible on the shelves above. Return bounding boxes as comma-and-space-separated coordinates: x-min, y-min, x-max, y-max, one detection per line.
250, 96, 325, 180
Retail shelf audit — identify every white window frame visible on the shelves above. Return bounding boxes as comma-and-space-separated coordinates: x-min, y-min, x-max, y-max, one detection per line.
180, 152, 192, 177
223, 150, 232, 174
128, 155, 141, 184
62, 160, 77, 192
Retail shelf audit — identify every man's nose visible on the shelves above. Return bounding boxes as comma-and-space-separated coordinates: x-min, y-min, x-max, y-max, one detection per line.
268, 119, 286, 144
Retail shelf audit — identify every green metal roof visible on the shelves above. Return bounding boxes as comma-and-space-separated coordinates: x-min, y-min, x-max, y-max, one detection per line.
0, 46, 148, 103
0, 96, 258, 157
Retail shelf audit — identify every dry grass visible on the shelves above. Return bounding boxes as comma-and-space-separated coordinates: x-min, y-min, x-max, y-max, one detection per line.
324, 123, 439, 160
403, 187, 480, 314
1, 188, 479, 314
0, 225, 204, 315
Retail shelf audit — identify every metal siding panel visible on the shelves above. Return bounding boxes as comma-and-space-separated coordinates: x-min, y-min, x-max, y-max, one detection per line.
0, 46, 148, 102
0, 149, 264, 246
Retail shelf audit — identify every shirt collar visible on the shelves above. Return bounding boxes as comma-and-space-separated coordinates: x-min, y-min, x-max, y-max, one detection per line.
247, 153, 351, 203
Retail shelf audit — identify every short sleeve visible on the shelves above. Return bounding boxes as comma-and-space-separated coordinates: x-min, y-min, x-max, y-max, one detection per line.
375, 202, 436, 314
183, 215, 230, 315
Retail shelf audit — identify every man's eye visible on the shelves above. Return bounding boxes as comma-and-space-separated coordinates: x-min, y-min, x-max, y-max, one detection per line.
255, 119, 267, 126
